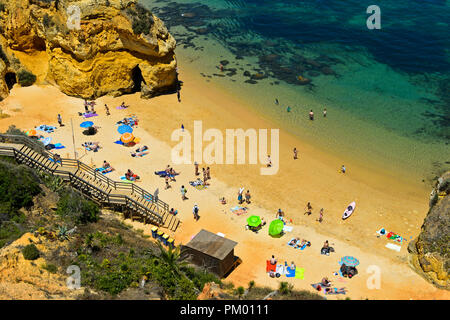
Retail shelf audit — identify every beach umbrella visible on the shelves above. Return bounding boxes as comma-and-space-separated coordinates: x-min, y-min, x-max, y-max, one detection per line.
118, 124, 133, 134
26, 129, 37, 136
269, 219, 284, 236
80, 121, 94, 128
247, 215, 262, 228
120, 132, 134, 144
339, 256, 360, 267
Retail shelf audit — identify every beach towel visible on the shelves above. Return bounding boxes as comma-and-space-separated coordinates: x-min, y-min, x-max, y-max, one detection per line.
266, 260, 276, 273
324, 288, 346, 295
120, 176, 134, 183
283, 226, 293, 233
54, 143, 65, 150
95, 167, 112, 175
230, 206, 248, 216
82, 112, 98, 118
36, 125, 56, 133
276, 264, 286, 275
114, 140, 124, 145
157, 171, 178, 178
49, 158, 61, 164
286, 267, 296, 278
385, 243, 401, 252
295, 268, 305, 279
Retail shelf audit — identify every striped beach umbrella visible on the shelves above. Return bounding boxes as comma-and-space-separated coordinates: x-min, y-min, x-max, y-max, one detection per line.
120, 132, 134, 144
247, 215, 262, 228
339, 256, 360, 267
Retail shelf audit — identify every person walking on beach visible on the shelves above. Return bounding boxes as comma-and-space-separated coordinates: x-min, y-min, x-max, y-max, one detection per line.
181, 124, 184, 132
202, 167, 208, 184
304, 202, 312, 215
84, 100, 89, 113
245, 190, 251, 204
275, 98, 279, 105
270, 255, 277, 265
238, 187, 244, 204
309, 109, 314, 120
341, 165, 346, 174
317, 208, 324, 223
267, 155, 272, 168
323, 108, 327, 118
206, 167, 211, 180
194, 162, 199, 176
219, 63, 224, 72
293, 147, 298, 160
193, 204, 200, 221
287, 106, 291, 113
105, 104, 110, 116
57, 114, 62, 127
164, 175, 170, 189
181, 185, 187, 200
276, 208, 284, 220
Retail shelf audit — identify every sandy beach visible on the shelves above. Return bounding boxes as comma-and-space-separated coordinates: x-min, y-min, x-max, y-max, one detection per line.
0, 64, 448, 300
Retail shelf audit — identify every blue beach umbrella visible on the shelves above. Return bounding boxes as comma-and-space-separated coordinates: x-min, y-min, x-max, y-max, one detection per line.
339, 256, 360, 267
118, 124, 133, 134
80, 121, 94, 128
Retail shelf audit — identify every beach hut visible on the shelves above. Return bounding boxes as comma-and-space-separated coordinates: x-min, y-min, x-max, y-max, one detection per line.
181, 229, 238, 278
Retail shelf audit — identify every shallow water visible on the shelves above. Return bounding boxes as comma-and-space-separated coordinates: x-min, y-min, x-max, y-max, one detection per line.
143, 0, 450, 182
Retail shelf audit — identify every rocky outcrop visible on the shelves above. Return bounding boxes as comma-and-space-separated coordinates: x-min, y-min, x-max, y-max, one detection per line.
0, 0, 178, 99
408, 172, 450, 289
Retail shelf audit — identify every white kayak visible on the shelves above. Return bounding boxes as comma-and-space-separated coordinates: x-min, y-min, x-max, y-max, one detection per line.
342, 202, 356, 220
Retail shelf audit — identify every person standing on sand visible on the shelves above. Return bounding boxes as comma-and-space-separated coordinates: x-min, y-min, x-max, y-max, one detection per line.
193, 204, 200, 221
105, 104, 110, 116
309, 109, 314, 120
238, 188, 244, 204
202, 167, 207, 182
164, 175, 170, 189
323, 108, 327, 117
304, 202, 312, 215
245, 190, 251, 204
267, 155, 272, 167
270, 255, 277, 265
219, 64, 224, 72
293, 148, 298, 160
206, 167, 211, 180
194, 161, 199, 176
317, 208, 324, 223
57, 114, 62, 127
341, 165, 346, 174
181, 124, 184, 132
181, 185, 187, 200
287, 106, 291, 113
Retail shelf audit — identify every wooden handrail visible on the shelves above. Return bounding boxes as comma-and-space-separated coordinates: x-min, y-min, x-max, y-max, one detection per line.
0, 136, 178, 230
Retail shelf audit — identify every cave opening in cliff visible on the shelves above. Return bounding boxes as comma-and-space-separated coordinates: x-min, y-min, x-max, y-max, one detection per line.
5, 72, 16, 90
131, 65, 145, 92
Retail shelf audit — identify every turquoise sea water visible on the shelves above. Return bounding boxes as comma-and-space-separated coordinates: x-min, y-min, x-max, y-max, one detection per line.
143, 0, 450, 182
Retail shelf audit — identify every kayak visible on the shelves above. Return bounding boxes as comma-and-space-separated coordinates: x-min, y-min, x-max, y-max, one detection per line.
342, 202, 356, 220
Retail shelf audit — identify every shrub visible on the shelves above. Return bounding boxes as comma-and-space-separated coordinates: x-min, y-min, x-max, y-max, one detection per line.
17, 70, 36, 87
22, 244, 40, 260
279, 281, 293, 295
56, 190, 100, 224
42, 263, 57, 273
129, 4, 154, 35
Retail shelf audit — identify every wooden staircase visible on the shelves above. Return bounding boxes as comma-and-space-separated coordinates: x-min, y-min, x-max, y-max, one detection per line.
0, 134, 181, 231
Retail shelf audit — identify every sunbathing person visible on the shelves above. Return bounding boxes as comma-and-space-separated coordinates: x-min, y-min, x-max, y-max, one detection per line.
53, 153, 62, 164
82, 142, 100, 152
125, 169, 140, 181
131, 150, 148, 157
169, 208, 178, 216
220, 197, 227, 205
289, 237, 300, 246
135, 145, 148, 153
102, 160, 113, 172
321, 277, 331, 287
261, 217, 267, 226
120, 102, 128, 109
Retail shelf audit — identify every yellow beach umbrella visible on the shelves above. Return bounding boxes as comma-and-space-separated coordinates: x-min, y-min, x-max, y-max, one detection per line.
121, 132, 134, 144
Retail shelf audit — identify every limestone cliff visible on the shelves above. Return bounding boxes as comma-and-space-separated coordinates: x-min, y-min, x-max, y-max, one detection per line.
408, 172, 450, 289
0, 0, 178, 99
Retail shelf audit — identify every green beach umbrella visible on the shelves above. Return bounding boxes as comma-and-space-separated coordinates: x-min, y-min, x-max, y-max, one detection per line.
269, 219, 284, 236
247, 215, 262, 228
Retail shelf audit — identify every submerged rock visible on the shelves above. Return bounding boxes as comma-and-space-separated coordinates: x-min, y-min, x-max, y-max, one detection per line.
0, 0, 178, 99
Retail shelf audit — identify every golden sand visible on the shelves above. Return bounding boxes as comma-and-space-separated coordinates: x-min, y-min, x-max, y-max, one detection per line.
0, 66, 448, 300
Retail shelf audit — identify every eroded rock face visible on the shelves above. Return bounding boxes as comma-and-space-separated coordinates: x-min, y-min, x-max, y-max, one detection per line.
408, 172, 450, 289
0, 0, 178, 99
